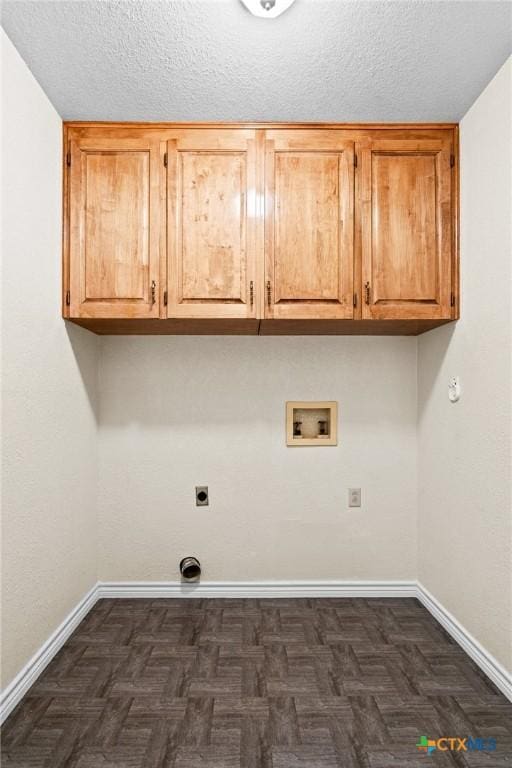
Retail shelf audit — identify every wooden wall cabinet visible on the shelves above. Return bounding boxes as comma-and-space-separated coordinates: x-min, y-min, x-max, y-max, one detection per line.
264, 130, 354, 320
360, 138, 453, 320
63, 123, 459, 335
166, 129, 258, 320
68, 136, 162, 319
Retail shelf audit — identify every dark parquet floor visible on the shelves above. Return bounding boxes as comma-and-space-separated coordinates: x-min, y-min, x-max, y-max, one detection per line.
1, 598, 511, 767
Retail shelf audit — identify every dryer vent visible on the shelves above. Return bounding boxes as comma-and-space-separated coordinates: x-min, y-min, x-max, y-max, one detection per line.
180, 557, 201, 581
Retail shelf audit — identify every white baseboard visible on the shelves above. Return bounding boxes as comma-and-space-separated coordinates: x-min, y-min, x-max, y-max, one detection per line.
97, 580, 417, 599
0, 584, 99, 725
1, 579, 510, 725
416, 582, 512, 702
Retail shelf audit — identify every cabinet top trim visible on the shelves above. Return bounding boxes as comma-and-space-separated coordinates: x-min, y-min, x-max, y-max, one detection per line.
64, 121, 458, 131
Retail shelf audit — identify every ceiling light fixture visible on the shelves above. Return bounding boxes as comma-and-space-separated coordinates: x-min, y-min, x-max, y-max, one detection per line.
240, 0, 296, 19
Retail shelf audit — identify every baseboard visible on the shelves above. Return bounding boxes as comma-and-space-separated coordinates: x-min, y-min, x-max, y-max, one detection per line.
2, 579, 510, 725
416, 582, 512, 702
97, 580, 417, 599
0, 583, 99, 725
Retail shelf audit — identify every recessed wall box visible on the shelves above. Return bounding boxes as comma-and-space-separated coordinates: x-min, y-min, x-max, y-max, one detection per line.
286, 401, 338, 446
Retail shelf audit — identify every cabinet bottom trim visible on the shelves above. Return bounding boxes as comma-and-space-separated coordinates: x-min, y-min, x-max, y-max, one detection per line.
67, 317, 455, 336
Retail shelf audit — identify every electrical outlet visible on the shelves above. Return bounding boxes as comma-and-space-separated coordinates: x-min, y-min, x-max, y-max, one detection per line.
195, 486, 209, 506
348, 488, 361, 508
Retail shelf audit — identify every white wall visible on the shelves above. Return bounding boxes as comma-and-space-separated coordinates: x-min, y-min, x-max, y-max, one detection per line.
1, 30, 99, 689
2, 27, 510, 696
98, 336, 417, 582
418, 57, 512, 673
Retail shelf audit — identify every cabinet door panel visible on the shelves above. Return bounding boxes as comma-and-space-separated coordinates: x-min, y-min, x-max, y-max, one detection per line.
265, 131, 354, 319
361, 139, 452, 319
167, 130, 257, 318
69, 137, 161, 318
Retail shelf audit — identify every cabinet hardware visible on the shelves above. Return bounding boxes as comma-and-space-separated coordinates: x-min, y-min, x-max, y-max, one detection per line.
450, 292, 455, 307
353, 293, 357, 308
65, 290, 70, 306
450, 154, 455, 168
267, 280, 272, 307
151, 280, 156, 305
354, 154, 358, 168
364, 282, 371, 305
163, 152, 168, 167
66, 151, 71, 167
163, 290, 168, 306
249, 280, 254, 307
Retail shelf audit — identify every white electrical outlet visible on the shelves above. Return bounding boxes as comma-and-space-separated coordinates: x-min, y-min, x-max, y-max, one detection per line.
348, 488, 361, 507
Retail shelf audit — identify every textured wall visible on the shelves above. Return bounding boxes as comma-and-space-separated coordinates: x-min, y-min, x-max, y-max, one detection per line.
98, 336, 417, 582
2, 23, 511, 698
1, 31, 99, 689
418, 58, 512, 673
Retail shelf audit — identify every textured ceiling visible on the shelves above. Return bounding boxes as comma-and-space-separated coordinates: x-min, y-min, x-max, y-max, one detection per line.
2, 0, 511, 122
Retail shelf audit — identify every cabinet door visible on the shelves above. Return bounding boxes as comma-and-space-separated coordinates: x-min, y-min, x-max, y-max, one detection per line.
361, 139, 453, 320
264, 131, 354, 319
69, 136, 162, 318
167, 130, 258, 318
